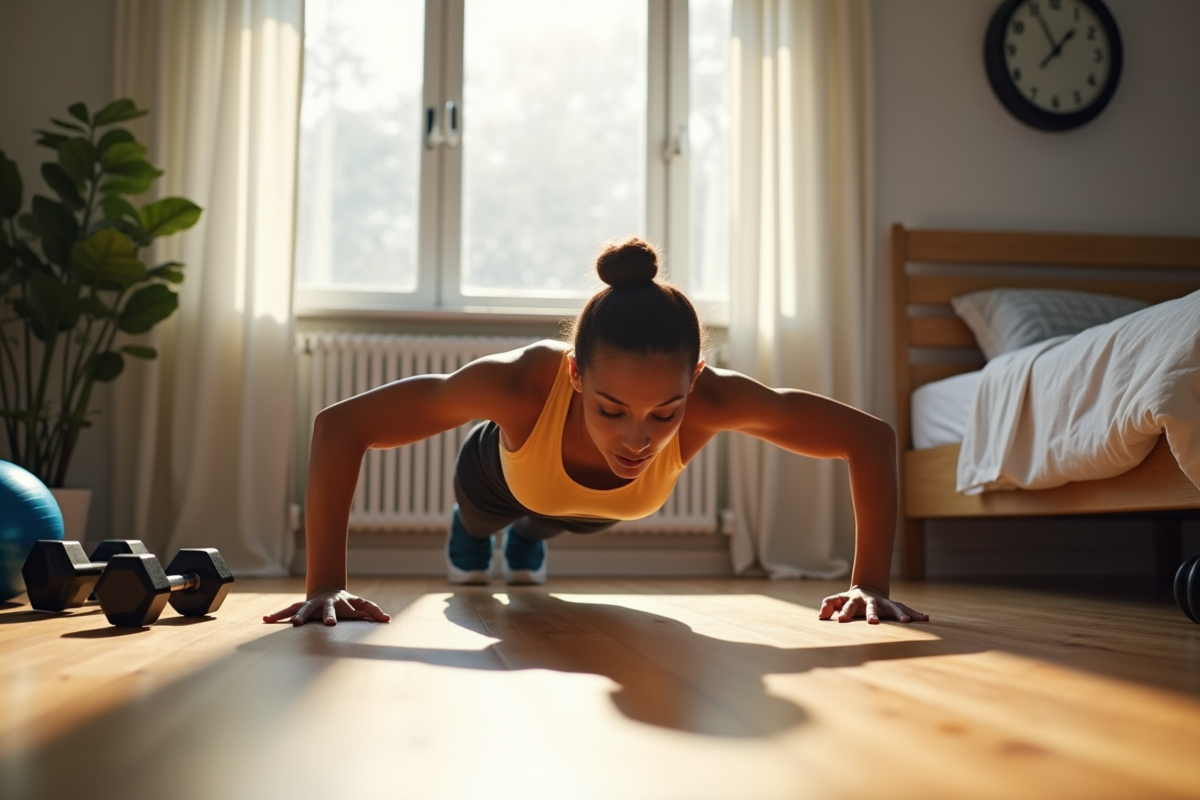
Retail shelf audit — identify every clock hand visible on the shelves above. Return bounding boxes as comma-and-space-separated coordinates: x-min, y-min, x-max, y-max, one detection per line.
1039, 27, 1076, 68
1030, 5, 1058, 50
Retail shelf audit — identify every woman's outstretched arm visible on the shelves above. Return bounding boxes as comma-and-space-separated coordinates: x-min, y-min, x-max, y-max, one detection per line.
690, 367, 928, 624
265, 347, 545, 626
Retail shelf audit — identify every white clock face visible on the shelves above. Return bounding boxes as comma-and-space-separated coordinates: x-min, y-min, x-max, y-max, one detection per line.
1003, 0, 1113, 115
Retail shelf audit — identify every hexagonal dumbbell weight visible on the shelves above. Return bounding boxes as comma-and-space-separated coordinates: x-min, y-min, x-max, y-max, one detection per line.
21, 540, 150, 612
94, 549, 234, 627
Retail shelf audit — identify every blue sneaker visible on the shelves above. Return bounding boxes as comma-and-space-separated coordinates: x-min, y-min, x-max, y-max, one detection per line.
503, 525, 547, 585
446, 505, 493, 585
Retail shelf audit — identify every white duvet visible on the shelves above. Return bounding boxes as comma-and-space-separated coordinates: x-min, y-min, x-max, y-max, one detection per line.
957, 289, 1200, 495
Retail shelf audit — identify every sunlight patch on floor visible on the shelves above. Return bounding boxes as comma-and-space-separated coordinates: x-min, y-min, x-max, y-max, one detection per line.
551, 592, 943, 646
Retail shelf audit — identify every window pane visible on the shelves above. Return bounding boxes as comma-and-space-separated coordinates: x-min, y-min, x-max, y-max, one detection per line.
461, 0, 648, 296
689, 0, 731, 301
296, 0, 424, 291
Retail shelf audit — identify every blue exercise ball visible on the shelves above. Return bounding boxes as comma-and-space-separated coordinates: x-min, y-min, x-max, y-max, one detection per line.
0, 460, 64, 602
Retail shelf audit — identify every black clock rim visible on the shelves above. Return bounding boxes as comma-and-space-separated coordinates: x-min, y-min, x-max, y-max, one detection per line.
984, 0, 1124, 132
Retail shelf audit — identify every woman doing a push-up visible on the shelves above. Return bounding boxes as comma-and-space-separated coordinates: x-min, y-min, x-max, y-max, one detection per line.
266, 238, 927, 627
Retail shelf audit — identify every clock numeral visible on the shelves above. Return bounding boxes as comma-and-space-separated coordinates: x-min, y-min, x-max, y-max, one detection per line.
1007, 43, 1017, 57
1088, 73, 1096, 87
1087, 25, 1096, 40
1012, 67, 1022, 83
1073, 90, 1082, 105
1051, 95, 1060, 110
1074, 6, 1080, 21
1029, 1, 1039, 15
1094, 47, 1104, 63
1030, 86, 1039, 100
1049, 0, 1061, 10
1013, 20, 1025, 35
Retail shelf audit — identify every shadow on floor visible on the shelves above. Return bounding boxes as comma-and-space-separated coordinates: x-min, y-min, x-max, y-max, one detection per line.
246, 590, 967, 738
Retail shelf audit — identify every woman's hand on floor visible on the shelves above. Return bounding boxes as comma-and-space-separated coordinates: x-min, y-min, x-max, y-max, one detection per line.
263, 589, 392, 626
819, 585, 928, 624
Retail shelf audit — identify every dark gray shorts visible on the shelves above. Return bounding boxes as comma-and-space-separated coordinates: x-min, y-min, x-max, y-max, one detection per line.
453, 421, 618, 541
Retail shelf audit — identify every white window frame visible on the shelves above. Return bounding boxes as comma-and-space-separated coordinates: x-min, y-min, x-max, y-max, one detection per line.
294, 0, 727, 324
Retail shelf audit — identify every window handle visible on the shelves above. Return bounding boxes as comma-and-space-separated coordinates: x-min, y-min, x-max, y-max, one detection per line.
663, 122, 688, 162
425, 105, 443, 149
443, 100, 460, 148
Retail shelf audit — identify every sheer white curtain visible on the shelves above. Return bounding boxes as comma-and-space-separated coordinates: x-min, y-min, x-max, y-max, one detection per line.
111, 0, 303, 574
727, 0, 874, 577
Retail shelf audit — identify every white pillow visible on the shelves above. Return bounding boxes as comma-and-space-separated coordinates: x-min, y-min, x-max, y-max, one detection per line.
951, 288, 1149, 360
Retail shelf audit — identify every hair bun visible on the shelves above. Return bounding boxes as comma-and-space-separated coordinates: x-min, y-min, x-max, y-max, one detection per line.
596, 238, 659, 288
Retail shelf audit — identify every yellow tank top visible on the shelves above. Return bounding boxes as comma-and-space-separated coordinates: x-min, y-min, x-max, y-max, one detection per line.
499, 353, 686, 520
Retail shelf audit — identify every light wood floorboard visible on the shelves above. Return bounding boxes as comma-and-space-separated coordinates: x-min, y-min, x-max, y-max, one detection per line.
1, 577, 1198, 800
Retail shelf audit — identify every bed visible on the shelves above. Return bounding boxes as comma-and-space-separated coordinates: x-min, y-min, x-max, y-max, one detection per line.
891, 225, 1200, 580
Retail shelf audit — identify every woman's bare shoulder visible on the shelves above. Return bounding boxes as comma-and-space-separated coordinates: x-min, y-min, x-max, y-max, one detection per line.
466, 340, 567, 442
462, 339, 566, 408
685, 365, 776, 432
691, 364, 754, 405
479, 339, 565, 381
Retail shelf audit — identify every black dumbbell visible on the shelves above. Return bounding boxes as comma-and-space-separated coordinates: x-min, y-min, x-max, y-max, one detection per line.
21, 539, 150, 612
1175, 556, 1199, 624
94, 549, 234, 627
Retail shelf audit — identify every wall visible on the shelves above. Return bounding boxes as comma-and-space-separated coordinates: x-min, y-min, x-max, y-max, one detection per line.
0, 0, 118, 540
872, 0, 1200, 577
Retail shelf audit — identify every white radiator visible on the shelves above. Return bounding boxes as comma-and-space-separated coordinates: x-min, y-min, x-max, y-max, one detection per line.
297, 332, 721, 535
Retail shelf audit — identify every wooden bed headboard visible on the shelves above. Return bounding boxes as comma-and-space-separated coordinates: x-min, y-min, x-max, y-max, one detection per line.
890, 224, 1200, 452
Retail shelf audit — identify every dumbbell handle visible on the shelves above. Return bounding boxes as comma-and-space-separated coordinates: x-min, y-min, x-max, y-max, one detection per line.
166, 571, 202, 594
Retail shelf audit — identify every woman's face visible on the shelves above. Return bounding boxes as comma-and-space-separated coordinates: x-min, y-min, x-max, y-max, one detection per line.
569, 347, 704, 479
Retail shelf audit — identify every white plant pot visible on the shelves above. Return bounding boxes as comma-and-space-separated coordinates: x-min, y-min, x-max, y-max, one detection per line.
50, 488, 93, 542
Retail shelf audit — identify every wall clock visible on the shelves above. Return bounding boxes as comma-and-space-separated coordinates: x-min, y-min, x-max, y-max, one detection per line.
984, 0, 1123, 132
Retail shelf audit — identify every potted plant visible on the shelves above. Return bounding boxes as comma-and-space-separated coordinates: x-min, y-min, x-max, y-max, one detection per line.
0, 99, 201, 537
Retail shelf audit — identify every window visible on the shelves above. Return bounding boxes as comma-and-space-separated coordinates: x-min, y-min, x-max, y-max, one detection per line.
295, 0, 731, 319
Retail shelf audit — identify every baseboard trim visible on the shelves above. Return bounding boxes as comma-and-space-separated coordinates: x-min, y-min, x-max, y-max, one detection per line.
292, 547, 734, 577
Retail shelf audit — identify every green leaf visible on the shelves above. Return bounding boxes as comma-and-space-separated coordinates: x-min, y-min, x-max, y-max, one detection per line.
26, 270, 81, 333
50, 118, 87, 133
26, 271, 58, 330
99, 142, 148, 170
57, 138, 96, 185
104, 159, 161, 180
118, 283, 177, 334
31, 195, 79, 267
139, 198, 202, 240
0, 150, 23, 218
101, 195, 139, 225
14, 239, 44, 272
71, 228, 147, 286
35, 131, 71, 151
93, 99, 148, 127
96, 128, 135, 157
149, 261, 186, 284
80, 295, 112, 317
106, 219, 143, 243
40, 163, 84, 210
88, 351, 125, 382
68, 102, 90, 124
121, 344, 157, 359
100, 173, 157, 196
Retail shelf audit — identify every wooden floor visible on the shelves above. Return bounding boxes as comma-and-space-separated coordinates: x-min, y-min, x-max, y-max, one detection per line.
1, 577, 1199, 800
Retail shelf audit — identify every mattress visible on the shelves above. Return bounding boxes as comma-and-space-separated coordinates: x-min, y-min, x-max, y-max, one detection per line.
910, 370, 981, 450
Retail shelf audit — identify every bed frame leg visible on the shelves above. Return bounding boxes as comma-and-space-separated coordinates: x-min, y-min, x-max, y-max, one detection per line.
900, 519, 926, 581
